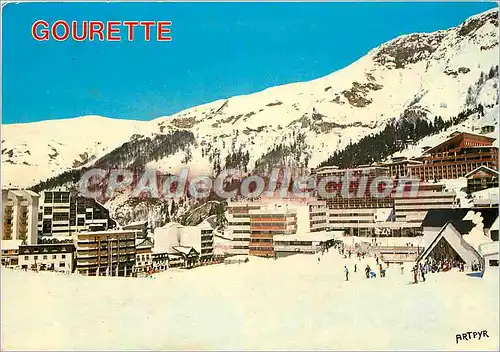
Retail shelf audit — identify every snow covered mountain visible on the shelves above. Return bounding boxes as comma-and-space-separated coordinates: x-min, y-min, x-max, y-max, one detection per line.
1, 8, 499, 225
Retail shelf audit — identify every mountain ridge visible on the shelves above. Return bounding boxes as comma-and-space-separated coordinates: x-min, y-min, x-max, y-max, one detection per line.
2, 8, 499, 196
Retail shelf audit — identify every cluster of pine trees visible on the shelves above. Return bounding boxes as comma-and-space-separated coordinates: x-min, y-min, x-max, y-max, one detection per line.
253, 132, 310, 172
94, 130, 195, 168
318, 106, 480, 168
466, 65, 499, 105
225, 147, 250, 171
31, 131, 196, 194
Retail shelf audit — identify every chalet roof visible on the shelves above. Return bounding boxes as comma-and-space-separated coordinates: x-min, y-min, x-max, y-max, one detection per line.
136, 238, 154, 248
416, 222, 477, 263
464, 165, 499, 178
173, 246, 198, 256
424, 132, 496, 155
422, 208, 498, 229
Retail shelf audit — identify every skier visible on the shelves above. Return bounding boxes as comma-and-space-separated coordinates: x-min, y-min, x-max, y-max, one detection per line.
348, 251, 351, 259
318, 257, 320, 264
412, 265, 418, 284
344, 266, 349, 281
354, 264, 357, 273
365, 265, 371, 278
376, 257, 379, 265
400, 263, 404, 275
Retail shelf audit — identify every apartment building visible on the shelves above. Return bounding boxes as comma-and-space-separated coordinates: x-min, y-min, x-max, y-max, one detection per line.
134, 237, 154, 275
408, 132, 498, 181
314, 166, 394, 209
306, 201, 328, 232
393, 183, 456, 228
2, 189, 40, 245
465, 166, 499, 194
38, 190, 115, 237
226, 200, 327, 255
377, 157, 423, 178
75, 229, 136, 276
248, 205, 297, 257
226, 202, 262, 255
154, 222, 214, 266
18, 243, 75, 272
328, 208, 393, 236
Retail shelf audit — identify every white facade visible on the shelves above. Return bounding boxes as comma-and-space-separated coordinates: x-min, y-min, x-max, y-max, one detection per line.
2, 189, 39, 246
18, 244, 75, 273
226, 200, 328, 255
154, 222, 214, 262
226, 202, 262, 255
394, 187, 456, 225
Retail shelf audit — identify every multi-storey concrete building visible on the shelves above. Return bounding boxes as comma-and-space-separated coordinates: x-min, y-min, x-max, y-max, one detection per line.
154, 222, 214, 266
2, 189, 40, 245
38, 190, 115, 237
393, 183, 456, 227
248, 205, 297, 257
377, 157, 423, 178
226, 202, 262, 255
314, 165, 394, 209
306, 201, 328, 232
75, 229, 136, 276
408, 132, 498, 181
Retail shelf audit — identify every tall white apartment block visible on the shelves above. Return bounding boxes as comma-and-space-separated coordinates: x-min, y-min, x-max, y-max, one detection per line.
2, 189, 40, 245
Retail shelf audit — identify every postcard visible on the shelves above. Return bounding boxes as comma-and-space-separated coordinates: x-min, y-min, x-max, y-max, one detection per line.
1, 1, 499, 350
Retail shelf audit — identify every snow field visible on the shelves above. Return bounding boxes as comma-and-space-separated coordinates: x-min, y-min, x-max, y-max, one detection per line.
2, 250, 498, 351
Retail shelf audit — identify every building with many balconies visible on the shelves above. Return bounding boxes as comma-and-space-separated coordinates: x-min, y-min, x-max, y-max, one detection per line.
2, 189, 39, 245
408, 132, 498, 181
75, 229, 136, 276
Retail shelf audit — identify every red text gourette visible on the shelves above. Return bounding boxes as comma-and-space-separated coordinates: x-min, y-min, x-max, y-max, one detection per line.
31, 20, 172, 41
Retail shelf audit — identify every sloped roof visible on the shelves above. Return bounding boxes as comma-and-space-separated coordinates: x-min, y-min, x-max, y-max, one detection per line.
449, 220, 475, 235
136, 237, 154, 249
417, 222, 480, 264
422, 208, 498, 229
465, 165, 499, 178
173, 246, 198, 256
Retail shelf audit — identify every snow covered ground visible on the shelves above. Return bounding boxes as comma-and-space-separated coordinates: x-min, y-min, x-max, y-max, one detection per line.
2, 251, 498, 351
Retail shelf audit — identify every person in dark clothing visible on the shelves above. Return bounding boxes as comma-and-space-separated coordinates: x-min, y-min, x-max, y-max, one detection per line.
354, 264, 357, 273
376, 257, 379, 265
365, 265, 371, 278
344, 266, 349, 281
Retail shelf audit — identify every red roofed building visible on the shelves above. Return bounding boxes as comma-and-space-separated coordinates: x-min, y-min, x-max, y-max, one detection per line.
408, 132, 498, 181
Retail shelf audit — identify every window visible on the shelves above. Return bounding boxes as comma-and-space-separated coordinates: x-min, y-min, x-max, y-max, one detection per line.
24, 256, 28, 260
59, 262, 65, 267
52, 255, 57, 259
44, 193, 53, 203
489, 260, 499, 267
62, 255, 66, 259
34, 256, 38, 260
77, 218, 85, 226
